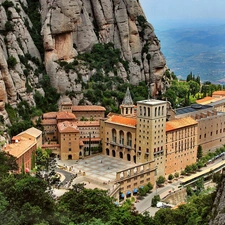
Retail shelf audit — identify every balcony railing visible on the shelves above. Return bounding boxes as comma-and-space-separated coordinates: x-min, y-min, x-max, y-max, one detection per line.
154, 149, 164, 155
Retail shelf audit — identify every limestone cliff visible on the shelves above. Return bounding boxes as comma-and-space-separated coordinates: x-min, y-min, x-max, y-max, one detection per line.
0, 0, 167, 123
209, 176, 225, 225
40, 0, 166, 104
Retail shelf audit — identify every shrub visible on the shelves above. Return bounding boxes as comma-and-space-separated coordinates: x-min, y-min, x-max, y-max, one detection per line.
174, 172, 179, 178
151, 195, 160, 207
5, 21, 14, 32
2, 0, 14, 9
156, 176, 166, 185
7, 56, 17, 69
168, 174, 174, 181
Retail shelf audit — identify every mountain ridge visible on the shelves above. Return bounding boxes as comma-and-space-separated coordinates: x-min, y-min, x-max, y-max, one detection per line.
155, 23, 225, 82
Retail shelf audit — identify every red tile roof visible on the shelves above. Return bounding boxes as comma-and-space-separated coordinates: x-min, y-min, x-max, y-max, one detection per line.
107, 115, 137, 127
4, 136, 36, 158
212, 91, 225, 96
12, 136, 21, 141
196, 96, 214, 104
72, 105, 106, 111
57, 121, 79, 133
166, 117, 198, 132
56, 111, 76, 120
43, 112, 57, 119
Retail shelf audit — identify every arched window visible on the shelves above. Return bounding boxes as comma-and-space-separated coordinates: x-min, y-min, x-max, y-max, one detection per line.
139, 106, 142, 116
162, 106, 164, 116
127, 154, 131, 161
112, 129, 117, 142
119, 152, 123, 159
106, 148, 110, 155
119, 130, 124, 145
144, 107, 146, 116
155, 107, 157, 117
127, 132, 132, 146
158, 107, 161, 116
112, 150, 116, 157
148, 107, 150, 116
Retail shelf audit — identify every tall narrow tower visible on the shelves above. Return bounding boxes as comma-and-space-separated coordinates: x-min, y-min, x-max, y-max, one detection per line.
136, 99, 167, 176
120, 87, 135, 117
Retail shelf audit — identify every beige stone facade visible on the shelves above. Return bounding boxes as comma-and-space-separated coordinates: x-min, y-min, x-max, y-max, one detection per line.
103, 115, 137, 163
102, 95, 168, 194
136, 99, 167, 177
165, 117, 198, 176
42, 105, 104, 160
197, 113, 225, 155
72, 105, 106, 121
4, 127, 41, 172
175, 104, 225, 155
113, 161, 156, 200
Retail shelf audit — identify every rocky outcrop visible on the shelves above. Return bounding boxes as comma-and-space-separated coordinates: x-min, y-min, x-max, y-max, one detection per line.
209, 177, 225, 225
40, 0, 167, 100
0, 0, 42, 124
0, 0, 167, 124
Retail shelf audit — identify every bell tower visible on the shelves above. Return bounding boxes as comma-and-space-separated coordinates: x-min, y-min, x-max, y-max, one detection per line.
120, 87, 135, 117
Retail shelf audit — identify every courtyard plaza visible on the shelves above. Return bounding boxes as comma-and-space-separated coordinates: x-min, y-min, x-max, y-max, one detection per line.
56, 155, 136, 190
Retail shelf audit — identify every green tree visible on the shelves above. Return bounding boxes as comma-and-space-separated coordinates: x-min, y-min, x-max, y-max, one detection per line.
175, 172, 179, 178
188, 80, 200, 96
168, 174, 174, 181
57, 188, 117, 224
185, 165, 193, 174
36, 148, 57, 186
197, 145, 203, 159
151, 195, 160, 207
0, 175, 55, 224
156, 176, 166, 186
0, 151, 18, 177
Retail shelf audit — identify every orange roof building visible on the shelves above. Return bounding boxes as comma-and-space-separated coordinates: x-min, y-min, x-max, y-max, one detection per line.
42, 103, 104, 160
107, 115, 137, 127
57, 121, 79, 133
4, 129, 39, 173
166, 117, 198, 132
196, 96, 215, 105
56, 111, 76, 121
212, 90, 225, 97
72, 105, 106, 121
165, 117, 198, 176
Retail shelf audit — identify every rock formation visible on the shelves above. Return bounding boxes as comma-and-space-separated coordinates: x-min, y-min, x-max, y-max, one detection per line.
209, 177, 225, 225
0, 0, 167, 123
40, 0, 167, 100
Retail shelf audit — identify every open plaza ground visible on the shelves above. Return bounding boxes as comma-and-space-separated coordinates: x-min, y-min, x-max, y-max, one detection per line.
57, 154, 136, 187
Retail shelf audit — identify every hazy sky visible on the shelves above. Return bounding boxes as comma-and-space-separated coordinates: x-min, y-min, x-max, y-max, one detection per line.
139, 0, 225, 28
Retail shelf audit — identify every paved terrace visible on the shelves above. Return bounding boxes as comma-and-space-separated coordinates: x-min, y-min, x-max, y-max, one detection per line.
57, 155, 136, 188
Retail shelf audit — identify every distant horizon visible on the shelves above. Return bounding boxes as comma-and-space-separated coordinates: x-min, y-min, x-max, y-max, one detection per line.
140, 0, 225, 31
151, 19, 225, 31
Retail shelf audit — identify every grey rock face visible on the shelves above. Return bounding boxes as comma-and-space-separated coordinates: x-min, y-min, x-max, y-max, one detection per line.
40, 0, 166, 99
209, 178, 225, 225
0, 0, 167, 118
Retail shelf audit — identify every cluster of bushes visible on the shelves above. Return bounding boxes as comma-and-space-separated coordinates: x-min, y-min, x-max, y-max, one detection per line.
179, 145, 225, 176
163, 72, 225, 108
137, 182, 153, 197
